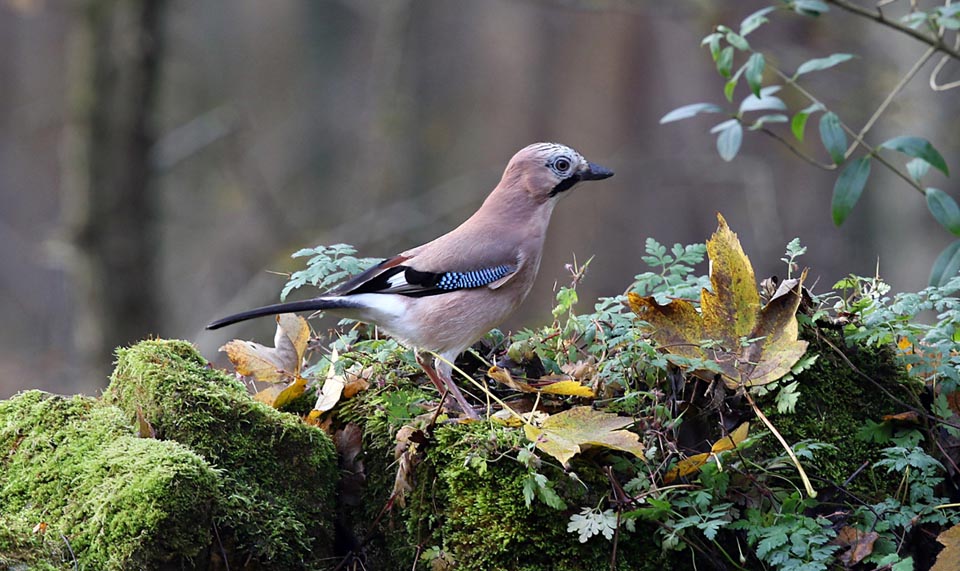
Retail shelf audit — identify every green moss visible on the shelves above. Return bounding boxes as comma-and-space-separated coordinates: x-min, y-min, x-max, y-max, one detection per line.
339, 379, 687, 571
757, 328, 919, 499
0, 390, 218, 570
103, 339, 338, 569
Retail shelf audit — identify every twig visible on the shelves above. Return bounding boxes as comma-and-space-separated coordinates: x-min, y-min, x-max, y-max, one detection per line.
930, 35, 960, 90
60, 533, 78, 571
825, 0, 960, 61
771, 66, 927, 196
212, 521, 230, 571
757, 127, 836, 170
845, 45, 938, 159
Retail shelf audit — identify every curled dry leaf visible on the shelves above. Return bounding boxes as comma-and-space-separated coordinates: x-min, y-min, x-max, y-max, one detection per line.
253, 377, 307, 410
314, 348, 345, 413
833, 526, 879, 566
220, 314, 310, 383
392, 425, 428, 508
629, 214, 808, 390
487, 366, 595, 398
334, 423, 365, 507
664, 422, 750, 483
523, 406, 644, 468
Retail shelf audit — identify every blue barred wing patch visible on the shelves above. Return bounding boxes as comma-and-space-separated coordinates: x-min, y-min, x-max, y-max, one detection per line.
435, 265, 513, 290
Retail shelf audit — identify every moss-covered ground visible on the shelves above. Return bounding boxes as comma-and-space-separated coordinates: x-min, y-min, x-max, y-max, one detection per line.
1, 340, 338, 571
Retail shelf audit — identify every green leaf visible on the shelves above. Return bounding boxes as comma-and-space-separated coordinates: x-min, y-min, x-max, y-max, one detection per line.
900, 11, 929, 29
789, 104, 822, 142
724, 64, 747, 102
819, 112, 847, 165
740, 6, 777, 36
880, 136, 949, 176
748, 114, 788, 130
925, 188, 960, 235
716, 46, 734, 78
745, 53, 765, 96
793, 53, 855, 78
790, 112, 809, 142
725, 31, 750, 51
831, 157, 871, 225
702, 32, 722, 60
793, 0, 829, 16
715, 121, 743, 162
930, 240, 960, 286
739, 85, 786, 113
906, 157, 931, 182
660, 103, 722, 124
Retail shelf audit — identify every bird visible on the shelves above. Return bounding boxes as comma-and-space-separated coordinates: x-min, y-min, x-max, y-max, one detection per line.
207, 142, 614, 419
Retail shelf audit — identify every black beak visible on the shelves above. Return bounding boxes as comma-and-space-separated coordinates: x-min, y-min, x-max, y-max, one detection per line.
580, 161, 614, 181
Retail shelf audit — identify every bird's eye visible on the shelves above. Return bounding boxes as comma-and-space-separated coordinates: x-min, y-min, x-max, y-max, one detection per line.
553, 157, 571, 173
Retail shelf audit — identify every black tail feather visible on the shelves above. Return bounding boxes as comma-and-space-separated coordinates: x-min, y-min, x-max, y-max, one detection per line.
206, 297, 353, 330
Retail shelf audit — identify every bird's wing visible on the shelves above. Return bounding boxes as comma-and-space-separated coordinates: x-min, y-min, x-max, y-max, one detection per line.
329, 253, 520, 298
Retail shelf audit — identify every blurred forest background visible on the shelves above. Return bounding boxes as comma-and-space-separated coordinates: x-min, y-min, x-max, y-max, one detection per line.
0, 0, 957, 397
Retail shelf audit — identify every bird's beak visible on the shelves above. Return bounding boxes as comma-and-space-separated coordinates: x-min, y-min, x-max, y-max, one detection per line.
579, 161, 614, 181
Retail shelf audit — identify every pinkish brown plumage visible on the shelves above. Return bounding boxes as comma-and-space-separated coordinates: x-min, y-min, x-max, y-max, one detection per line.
208, 142, 614, 418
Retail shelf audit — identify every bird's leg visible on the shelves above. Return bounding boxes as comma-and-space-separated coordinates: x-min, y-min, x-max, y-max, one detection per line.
415, 352, 480, 420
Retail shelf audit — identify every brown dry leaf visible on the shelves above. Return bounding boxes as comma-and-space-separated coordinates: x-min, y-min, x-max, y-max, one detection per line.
490, 409, 549, 427
523, 406, 643, 467
392, 425, 427, 508
220, 314, 310, 384
32, 522, 47, 535
833, 527, 879, 566
663, 423, 750, 483
343, 366, 373, 398
933, 524, 960, 571
882, 411, 921, 424
488, 366, 595, 398
254, 376, 307, 409
334, 423, 366, 507
136, 405, 156, 439
629, 214, 808, 390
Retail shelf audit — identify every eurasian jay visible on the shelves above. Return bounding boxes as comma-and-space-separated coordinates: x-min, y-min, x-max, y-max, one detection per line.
207, 142, 614, 419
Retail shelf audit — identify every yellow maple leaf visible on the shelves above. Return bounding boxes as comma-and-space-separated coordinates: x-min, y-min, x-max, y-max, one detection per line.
629, 214, 809, 390
523, 406, 643, 467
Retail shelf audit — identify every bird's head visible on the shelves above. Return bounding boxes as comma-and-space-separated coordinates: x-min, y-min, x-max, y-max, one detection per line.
500, 142, 614, 204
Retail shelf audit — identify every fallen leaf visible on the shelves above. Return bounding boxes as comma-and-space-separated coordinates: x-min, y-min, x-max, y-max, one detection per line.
343, 366, 372, 398
32, 522, 47, 535
392, 425, 428, 507
523, 407, 643, 467
664, 422, 750, 483
629, 214, 809, 390
833, 526, 879, 566
488, 366, 595, 398
220, 314, 310, 384
254, 376, 307, 409
490, 409, 549, 427
334, 423, 365, 506
882, 411, 920, 424
136, 405, 156, 439
932, 524, 960, 571
314, 348, 345, 412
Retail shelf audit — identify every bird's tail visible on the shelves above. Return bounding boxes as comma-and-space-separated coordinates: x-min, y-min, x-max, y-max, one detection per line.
206, 297, 357, 330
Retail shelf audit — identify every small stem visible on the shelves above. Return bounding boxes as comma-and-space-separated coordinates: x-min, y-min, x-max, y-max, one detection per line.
825, 0, 960, 61
744, 390, 817, 498
758, 127, 836, 170
771, 66, 927, 196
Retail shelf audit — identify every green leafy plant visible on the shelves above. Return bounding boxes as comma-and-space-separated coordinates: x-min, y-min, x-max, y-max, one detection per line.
661, 2, 959, 283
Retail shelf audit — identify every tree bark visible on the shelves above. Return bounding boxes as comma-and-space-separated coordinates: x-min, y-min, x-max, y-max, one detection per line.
63, 0, 166, 381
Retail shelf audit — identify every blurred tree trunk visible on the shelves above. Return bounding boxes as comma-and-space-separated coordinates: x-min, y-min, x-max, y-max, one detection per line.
62, 0, 166, 382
